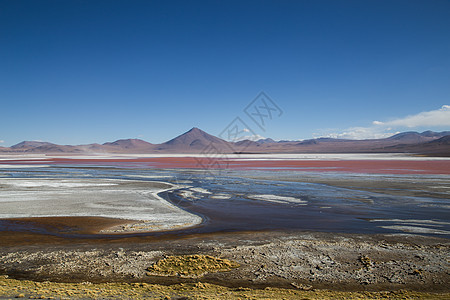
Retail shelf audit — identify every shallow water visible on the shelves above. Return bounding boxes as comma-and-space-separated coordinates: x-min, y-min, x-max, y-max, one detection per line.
0, 166, 449, 238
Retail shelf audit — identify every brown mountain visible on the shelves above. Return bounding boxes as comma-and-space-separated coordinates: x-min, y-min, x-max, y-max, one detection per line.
154, 127, 232, 153
244, 131, 450, 154
1, 129, 449, 155
381, 135, 450, 156
101, 139, 154, 153
10, 141, 56, 150
9, 141, 80, 153
384, 131, 450, 143
103, 139, 153, 149
431, 135, 450, 145
256, 138, 276, 144
235, 140, 261, 148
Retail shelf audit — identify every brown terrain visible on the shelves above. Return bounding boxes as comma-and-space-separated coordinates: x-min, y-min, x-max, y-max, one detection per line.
1, 128, 449, 155
0, 229, 449, 299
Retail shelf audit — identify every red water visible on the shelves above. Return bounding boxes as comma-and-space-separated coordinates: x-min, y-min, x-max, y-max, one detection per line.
1, 157, 450, 174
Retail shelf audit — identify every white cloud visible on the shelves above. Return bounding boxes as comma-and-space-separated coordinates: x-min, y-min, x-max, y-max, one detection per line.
318, 127, 398, 140
375, 105, 450, 127
234, 134, 265, 142
317, 105, 450, 140
0, 140, 4, 144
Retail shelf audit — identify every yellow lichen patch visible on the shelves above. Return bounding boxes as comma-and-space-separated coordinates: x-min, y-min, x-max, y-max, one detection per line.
146, 254, 240, 278
359, 255, 374, 269
0, 276, 449, 300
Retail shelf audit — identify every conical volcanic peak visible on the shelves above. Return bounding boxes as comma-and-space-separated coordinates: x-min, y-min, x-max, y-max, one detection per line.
158, 127, 231, 152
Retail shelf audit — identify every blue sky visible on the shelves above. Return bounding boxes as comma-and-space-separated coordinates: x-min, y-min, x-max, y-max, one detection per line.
1, 0, 450, 146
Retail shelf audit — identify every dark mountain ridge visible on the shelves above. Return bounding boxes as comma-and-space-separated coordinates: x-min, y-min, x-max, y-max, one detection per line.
1, 129, 449, 155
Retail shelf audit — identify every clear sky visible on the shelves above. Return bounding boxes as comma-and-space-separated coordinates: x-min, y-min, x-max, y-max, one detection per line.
1, 0, 450, 146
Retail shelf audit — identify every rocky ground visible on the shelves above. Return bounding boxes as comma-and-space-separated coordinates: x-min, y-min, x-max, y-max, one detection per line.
0, 230, 449, 298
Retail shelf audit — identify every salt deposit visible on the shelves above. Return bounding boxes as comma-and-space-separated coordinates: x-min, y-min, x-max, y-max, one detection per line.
247, 194, 307, 205
0, 178, 202, 233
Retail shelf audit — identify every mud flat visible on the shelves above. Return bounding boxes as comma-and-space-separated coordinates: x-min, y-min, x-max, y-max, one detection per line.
0, 231, 449, 298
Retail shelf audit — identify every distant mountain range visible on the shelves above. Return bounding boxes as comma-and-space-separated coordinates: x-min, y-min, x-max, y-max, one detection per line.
1, 128, 449, 156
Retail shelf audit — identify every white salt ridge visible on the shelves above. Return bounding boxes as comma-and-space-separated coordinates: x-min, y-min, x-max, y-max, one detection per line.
189, 187, 211, 194
248, 194, 307, 205
1, 180, 118, 188
372, 219, 450, 235
123, 175, 173, 179
176, 187, 212, 200
210, 193, 232, 200
380, 225, 450, 235
177, 190, 199, 200
0, 164, 50, 168
419, 204, 450, 209
0, 154, 47, 161
371, 219, 450, 226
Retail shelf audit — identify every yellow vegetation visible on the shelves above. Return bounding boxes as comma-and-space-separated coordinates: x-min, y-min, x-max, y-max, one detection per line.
0, 275, 449, 299
146, 254, 240, 277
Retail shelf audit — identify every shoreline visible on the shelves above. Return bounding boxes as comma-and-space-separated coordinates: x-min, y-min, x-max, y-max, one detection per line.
0, 230, 448, 294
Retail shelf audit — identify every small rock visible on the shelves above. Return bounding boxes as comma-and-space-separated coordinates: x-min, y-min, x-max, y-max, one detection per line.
412, 269, 423, 275
290, 282, 313, 290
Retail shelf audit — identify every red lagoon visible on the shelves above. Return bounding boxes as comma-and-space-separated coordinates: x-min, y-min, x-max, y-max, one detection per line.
1, 156, 450, 175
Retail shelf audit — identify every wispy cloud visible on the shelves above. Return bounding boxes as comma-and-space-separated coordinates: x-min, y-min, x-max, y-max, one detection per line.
317, 105, 450, 140
235, 134, 265, 142
0, 140, 4, 144
372, 105, 450, 127
316, 127, 399, 140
